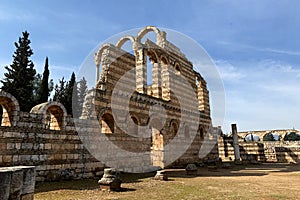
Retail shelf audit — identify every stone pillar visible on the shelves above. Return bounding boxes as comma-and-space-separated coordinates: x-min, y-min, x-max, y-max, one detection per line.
197, 76, 210, 116
135, 49, 147, 94
96, 65, 100, 83
161, 63, 170, 101
21, 166, 36, 200
152, 62, 162, 98
232, 124, 241, 162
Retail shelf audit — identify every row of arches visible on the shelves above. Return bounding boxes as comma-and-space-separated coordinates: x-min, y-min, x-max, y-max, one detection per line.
0, 91, 67, 130
98, 109, 206, 139
94, 26, 183, 100
244, 132, 300, 142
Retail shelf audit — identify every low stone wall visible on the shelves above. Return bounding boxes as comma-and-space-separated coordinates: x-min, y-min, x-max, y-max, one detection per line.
0, 166, 35, 200
0, 118, 105, 182
219, 137, 300, 163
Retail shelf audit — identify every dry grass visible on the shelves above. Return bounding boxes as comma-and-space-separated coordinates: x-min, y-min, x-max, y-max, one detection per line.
35, 163, 300, 200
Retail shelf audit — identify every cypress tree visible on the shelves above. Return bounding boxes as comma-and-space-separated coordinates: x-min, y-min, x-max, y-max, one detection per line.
39, 57, 50, 103
78, 77, 88, 115
65, 72, 76, 115
1, 31, 36, 111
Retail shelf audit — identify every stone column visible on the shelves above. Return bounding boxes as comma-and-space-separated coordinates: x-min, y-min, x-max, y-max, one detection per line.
135, 49, 147, 94
152, 62, 162, 98
232, 124, 241, 162
197, 76, 210, 116
161, 63, 170, 101
96, 65, 100, 82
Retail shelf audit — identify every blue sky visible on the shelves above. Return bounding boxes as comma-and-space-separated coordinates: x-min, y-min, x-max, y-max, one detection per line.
1, 0, 300, 133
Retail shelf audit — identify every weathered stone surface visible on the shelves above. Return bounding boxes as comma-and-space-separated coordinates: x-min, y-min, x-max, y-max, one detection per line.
0, 168, 11, 200
98, 168, 121, 191
153, 170, 168, 181
185, 164, 198, 176
0, 166, 35, 200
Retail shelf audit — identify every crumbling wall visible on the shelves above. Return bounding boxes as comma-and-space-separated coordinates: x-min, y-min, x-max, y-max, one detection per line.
219, 136, 300, 163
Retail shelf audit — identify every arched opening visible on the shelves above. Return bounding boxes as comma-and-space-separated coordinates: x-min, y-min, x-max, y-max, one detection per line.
136, 26, 161, 44
283, 132, 300, 141
263, 132, 280, 141
31, 102, 66, 131
146, 56, 153, 86
46, 105, 65, 130
1, 105, 11, 126
128, 115, 139, 136
101, 113, 114, 134
184, 124, 190, 138
175, 64, 181, 75
0, 92, 20, 127
199, 126, 204, 139
146, 50, 159, 96
244, 133, 260, 142
94, 44, 112, 83
116, 35, 135, 55
170, 120, 179, 137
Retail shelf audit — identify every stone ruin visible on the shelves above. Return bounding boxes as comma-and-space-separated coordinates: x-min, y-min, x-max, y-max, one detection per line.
219, 124, 300, 164
81, 25, 219, 170
0, 26, 220, 183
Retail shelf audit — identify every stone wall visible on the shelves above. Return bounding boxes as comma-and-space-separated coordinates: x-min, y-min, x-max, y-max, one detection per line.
219, 136, 300, 163
0, 92, 104, 182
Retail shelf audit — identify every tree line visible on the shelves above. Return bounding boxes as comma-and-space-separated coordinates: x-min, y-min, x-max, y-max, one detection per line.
1, 31, 88, 117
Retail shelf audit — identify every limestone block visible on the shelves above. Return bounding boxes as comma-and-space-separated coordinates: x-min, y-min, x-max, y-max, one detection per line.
0, 168, 11, 200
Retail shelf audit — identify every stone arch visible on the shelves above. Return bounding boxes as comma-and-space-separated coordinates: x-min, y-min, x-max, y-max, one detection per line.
30, 102, 67, 130
116, 35, 136, 49
146, 49, 159, 63
183, 123, 190, 138
126, 113, 140, 136
160, 55, 169, 65
136, 26, 162, 44
94, 43, 113, 82
244, 133, 260, 142
174, 63, 181, 75
98, 109, 115, 134
198, 125, 205, 139
169, 119, 179, 137
0, 91, 20, 126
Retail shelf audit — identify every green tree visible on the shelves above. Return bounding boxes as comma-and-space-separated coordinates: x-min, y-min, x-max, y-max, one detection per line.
53, 77, 67, 104
39, 57, 51, 103
1, 31, 36, 111
284, 132, 300, 141
33, 57, 54, 105
53, 72, 76, 116
263, 132, 275, 141
65, 72, 76, 115
77, 77, 88, 117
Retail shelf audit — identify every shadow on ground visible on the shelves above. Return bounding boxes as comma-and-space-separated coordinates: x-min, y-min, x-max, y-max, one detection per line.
35, 163, 300, 194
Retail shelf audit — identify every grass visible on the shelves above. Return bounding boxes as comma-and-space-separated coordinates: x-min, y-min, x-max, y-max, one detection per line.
35, 163, 300, 200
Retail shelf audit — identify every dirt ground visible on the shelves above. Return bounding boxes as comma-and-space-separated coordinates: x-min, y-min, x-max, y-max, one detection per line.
35, 163, 300, 200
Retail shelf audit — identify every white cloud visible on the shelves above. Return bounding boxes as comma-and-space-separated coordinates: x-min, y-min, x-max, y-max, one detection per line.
214, 60, 245, 81
217, 40, 300, 56
221, 59, 300, 133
